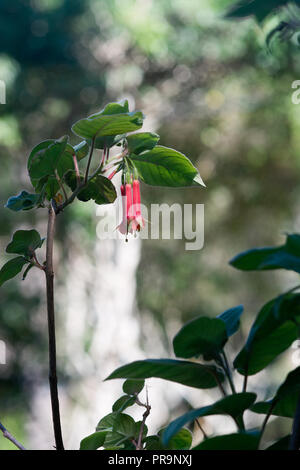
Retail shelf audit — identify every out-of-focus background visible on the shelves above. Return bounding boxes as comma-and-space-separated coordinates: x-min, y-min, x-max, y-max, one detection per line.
1, 0, 300, 450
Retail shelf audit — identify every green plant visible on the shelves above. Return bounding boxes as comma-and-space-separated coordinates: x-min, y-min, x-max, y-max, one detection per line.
0, 100, 204, 450
84, 234, 300, 450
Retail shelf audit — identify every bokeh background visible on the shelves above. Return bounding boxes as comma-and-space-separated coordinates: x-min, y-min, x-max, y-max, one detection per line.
1, 0, 300, 450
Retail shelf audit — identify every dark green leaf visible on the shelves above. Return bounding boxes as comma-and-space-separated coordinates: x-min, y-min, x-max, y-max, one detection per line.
0, 257, 28, 287
123, 379, 145, 396
6, 230, 44, 257
218, 305, 244, 337
173, 316, 227, 360
265, 435, 291, 450
126, 132, 160, 154
234, 294, 300, 375
251, 367, 300, 418
134, 422, 148, 441
225, 0, 289, 23
163, 393, 257, 446
129, 146, 205, 187
64, 141, 89, 162
80, 431, 106, 450
230, 234, 300, 274
113, 413, 136, 439
144, 436, 164, 450
106, 359, 225, 390
28, 136, 70, 182
96, 413, 117, 432
193, 432, 260, 450
65, 171, 117, 205
159, 428, 192, 450
112, 395, 136, 413
22, 263, 34, 281
72, 100, 143, 140
5, 191, 41, 212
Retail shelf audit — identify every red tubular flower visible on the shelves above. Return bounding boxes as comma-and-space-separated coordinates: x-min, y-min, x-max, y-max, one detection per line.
130, 179, 145, 233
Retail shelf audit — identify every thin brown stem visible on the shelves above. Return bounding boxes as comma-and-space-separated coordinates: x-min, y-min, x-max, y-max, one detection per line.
45, 203, 64, 450
195, 419, 208, 440
0, 421, 26, 450
136, 389, 151, 450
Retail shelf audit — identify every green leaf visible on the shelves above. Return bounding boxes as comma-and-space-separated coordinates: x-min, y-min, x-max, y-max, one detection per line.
96, 413, 117, 432
112, 395, 136, 413
134, 422, 148, 441
129, 146, 205, 187
173, 316, 227, 360
123, 379, 145, 396
64, 141, 89, 162
163, 393, 257, 446
28, 136, 72, 199
230, 234, 300, 274
28, 136, 70, 181
144, 436, 164, 450
126, 132, 160, 154
65, 171, 117, 205
97, 412, 137, 449
22, 263, 34, 281
5, 191, 41, 212
234, 293, 300, 375
113, 413, 136, 439
6, 230, 44, 257
225, 0, 288, 23
0, 257, 29, 287
72, 101, 143, 141
218, 305, 244, 337
106, 359, 225, 390
80, 431, 106, 450
159, 428, 192, 450
265, 435, 291, 450
251, 367, 300, 418
193, 432, 260, 450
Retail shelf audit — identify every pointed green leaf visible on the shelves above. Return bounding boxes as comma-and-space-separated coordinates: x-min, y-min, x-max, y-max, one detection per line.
6, 230, 44, 257
193, 432, 260, 450
173, 316, 227, 360
123, 379, 145, 396
234, 293, 300, 375
80, 431, 107, 450
230, 234, 300, 274
126, 132, 160, 154
106, 359, 225, 390
129, 146, 205, 187
72, 101, 143, 141
5, 191, 41, 212
163, 393, 257, 446
65, 171, 117, 205
0, 257, 28, 287
112, 395, 136, 413
218, 305, 244, 337
251, 367, 300, 418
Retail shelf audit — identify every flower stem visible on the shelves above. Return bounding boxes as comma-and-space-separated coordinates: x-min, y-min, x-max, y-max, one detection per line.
45, 203, 64, 450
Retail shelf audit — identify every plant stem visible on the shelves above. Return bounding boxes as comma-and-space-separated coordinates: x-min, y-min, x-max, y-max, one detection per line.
289, 392, 300, 450
0, 421, 26, 450
221, 351, 236, 394
45, 203, 64, 450
259, 400, 276, 446
84, 137, 95, 183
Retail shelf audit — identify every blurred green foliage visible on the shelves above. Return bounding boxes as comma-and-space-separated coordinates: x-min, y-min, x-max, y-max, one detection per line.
1, 0, 300, 448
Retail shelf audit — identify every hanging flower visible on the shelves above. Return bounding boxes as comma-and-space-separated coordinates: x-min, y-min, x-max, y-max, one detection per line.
129, 179, 145, 234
